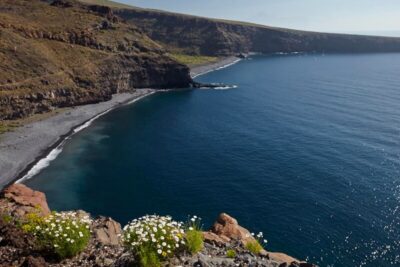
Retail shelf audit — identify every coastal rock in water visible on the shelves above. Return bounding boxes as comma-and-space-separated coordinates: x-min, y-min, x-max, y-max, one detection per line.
93, 216, 122, 246
210, 213, 255, 245
0, 184, 50, 217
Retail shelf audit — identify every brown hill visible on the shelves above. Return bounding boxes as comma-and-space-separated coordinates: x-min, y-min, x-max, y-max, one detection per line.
0, 0, 191, 120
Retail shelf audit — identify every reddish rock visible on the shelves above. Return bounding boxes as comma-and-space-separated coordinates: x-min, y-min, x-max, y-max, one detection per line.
203, 231, 230, 246
210, 213, 306, 266
0, 183, 50, 217
210, 213, 255, 245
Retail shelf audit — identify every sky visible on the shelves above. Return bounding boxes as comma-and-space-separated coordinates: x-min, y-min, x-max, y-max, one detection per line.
115, 0, 400, 37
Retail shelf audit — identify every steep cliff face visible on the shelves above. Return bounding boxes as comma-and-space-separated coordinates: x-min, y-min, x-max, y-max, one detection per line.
0, 0, 192, 120
112, 6, 400, 56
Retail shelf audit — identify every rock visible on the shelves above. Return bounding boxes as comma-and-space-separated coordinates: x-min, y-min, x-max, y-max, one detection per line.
0, 216, 36, 249
210, 213, 255, 246
268, 252, 299, 266
21, 256, 48, 267
0, 184, 50, 217
203, 231, 230, 246
93, 217, 122, 246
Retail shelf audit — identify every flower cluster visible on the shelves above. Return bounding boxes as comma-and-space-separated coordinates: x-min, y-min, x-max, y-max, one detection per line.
23, 211, 92, 259
186, 215, 202, 231
253, 231, 268, 245
122, 215, 185, 259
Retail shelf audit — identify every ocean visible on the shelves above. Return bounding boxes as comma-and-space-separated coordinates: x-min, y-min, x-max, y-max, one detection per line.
25, 53, 400, 266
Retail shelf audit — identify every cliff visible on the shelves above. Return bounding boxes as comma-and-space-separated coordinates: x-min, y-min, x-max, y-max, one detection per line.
0, 0, 192, 120
0, 184, 315, 267
81, 0, 400, 56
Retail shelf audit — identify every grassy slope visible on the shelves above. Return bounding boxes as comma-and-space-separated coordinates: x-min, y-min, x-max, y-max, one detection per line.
169, 54, 218, 66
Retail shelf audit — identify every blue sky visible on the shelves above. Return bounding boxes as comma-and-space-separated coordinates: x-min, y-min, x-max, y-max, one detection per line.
115, 0, 400, 36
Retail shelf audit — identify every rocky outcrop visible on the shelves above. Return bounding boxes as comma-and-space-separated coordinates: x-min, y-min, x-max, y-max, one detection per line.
0, 184, 316, 267
204, 213, 309, 267
209, 213, 256, 246
0, 184, 50, 217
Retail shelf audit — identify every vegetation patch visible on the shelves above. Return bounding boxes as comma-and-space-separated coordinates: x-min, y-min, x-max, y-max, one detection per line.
22, 211, 92, 259
0, 121, 19, 135
226, 249, 236, 258
169, 53, 218, 66
122, 215, 186, 267
245, 232, 267, 255
185, 216, 204, 254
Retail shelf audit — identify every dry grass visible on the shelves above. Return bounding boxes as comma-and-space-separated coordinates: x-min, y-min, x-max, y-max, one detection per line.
169, 53, 218, 66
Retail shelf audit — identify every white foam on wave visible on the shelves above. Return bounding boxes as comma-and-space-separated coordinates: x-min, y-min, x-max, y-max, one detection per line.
16, 144, 64, 183
16, 92, 154, 183
213, 85, 238, 90
127, 91, 155, 104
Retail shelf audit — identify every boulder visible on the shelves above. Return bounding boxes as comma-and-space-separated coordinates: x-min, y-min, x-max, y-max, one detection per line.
0, 184, 50, 217
210, 213, 256, 246
93, 217, 122, 246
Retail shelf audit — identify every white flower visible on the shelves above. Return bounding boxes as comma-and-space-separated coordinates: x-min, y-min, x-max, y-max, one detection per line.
157, 249, 162, 254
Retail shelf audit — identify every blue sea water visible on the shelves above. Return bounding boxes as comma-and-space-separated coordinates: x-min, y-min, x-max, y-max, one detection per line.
25, 54, 400, 266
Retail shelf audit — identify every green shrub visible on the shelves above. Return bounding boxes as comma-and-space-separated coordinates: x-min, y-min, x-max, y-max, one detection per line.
138, 245, 161, 267
245, 240, 263, 254
185, 216, 204, 254
185, 230, 203, 254
245, 232, 267, 255
23, 211, 91, 259
122, 215, 185, 266
226, 249, 236, 258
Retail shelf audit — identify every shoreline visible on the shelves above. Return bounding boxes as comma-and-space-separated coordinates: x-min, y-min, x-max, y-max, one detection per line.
190, 56, 240, 78
0, 57, 241, 189
0, 89, 155, 189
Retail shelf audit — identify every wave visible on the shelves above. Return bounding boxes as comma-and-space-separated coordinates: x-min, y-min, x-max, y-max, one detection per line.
274, 51, 304, 55
16, 144, 64, 183
198, 84, 238, 90
213, 85, 238, 90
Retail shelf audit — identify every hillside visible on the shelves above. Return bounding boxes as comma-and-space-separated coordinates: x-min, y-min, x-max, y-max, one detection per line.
0, 0, 191, 120
79, 0, 400, 56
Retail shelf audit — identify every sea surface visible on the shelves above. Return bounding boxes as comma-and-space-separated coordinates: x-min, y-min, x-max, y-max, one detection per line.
25, 54, 400, 266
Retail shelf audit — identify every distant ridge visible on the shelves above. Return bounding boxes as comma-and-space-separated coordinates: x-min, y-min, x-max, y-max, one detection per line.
78, 0, 400, 56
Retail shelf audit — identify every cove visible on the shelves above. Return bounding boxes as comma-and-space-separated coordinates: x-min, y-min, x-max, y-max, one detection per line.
25, 54, 400, 266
